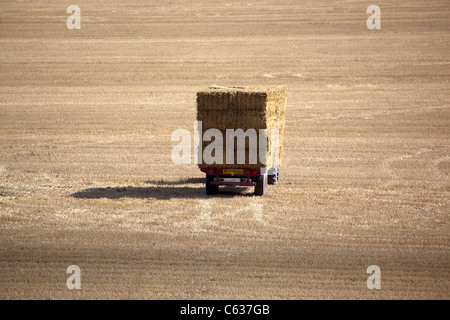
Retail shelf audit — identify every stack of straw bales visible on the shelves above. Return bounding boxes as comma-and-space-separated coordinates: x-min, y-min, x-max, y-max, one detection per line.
197, 86, 287, 169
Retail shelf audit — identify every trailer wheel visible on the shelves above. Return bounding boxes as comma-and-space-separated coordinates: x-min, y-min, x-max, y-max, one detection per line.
255, 173, 268, 196
205, 174, 219, 195
268, 167, 278, 185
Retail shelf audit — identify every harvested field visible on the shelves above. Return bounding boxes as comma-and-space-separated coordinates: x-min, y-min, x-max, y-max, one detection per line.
0, 0, 449, 300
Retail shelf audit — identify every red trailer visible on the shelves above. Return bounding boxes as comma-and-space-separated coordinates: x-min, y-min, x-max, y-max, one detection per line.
200, 167, 279, 196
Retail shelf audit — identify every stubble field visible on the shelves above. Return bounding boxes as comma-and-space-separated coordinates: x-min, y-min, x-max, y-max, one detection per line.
0, 0, 449, 299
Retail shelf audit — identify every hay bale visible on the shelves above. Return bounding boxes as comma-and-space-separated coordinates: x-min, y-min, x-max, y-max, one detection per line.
198, 111, 236, 131
197, 86, 287, 169
197, 90, 236, 111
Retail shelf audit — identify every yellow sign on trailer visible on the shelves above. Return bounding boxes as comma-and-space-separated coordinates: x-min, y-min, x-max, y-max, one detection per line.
222, 169, 243, 175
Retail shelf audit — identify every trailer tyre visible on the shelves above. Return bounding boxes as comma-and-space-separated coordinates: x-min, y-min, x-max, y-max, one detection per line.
206, 174, 219, 195
268, 167, 278, 185
255, 173, 268, 196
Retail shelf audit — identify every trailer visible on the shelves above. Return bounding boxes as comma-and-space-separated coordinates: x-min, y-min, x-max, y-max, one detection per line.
196, 86, 286, 196
201, 166, 279, 196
